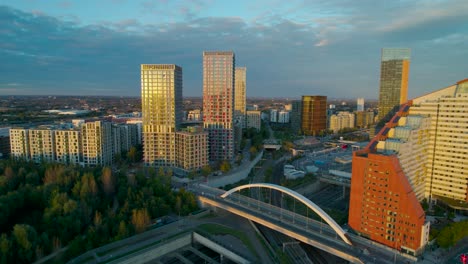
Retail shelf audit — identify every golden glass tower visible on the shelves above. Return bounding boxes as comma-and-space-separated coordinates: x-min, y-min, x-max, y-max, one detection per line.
141, 64, 182, 167
378, 48, 410, 121
301, 95, 327, 136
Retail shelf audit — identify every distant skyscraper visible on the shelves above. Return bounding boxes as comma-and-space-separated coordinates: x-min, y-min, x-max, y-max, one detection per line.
378, 48, 410, 120
141, 64, 183, 167
234, 67, 247, 127
357, 98, 365, 111
301, 96, 327, 136
290, 100, 302, 134
203, 51, 235, 162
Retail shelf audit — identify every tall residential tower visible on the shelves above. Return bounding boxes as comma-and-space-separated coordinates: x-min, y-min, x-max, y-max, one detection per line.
141, 64, 183, 167
203, 51, 235, 162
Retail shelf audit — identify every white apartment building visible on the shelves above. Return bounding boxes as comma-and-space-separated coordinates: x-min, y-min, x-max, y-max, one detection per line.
329, 111, 355, 132
246, 110, 261, 131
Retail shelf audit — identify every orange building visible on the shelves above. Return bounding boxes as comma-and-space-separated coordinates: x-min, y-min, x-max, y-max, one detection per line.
349, 102, 430, 256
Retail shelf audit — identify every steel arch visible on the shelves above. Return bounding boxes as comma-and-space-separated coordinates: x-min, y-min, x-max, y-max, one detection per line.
221, 183, 352, 245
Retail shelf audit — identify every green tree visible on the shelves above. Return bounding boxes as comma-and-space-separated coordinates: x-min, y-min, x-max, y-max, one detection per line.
101, 167, 115, 196
131, 209, 150, 233
12, 224, 38, 263
201, 165, 212, 177
220, 160, 231, 173
0, 234, 11, 264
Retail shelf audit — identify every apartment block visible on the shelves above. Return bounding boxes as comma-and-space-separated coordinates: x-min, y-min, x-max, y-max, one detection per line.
329, 111, 355, 132
28, 129, 55, 163
55, 129, 81, 164
175, 126, 208, 172
246, 110, 261, 131
81, 121, 113, 166
349, 102, 430, 255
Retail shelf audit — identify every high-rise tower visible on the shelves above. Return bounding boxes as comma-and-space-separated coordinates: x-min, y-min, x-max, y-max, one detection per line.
234, 67, 247, 126
141, 64, 183, 167
357, 98, 365, 111
378, 48, 410, 121
301, 96, 327, 136
203, 51, 235, 162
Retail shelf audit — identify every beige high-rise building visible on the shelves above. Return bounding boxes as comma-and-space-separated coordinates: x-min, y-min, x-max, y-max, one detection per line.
81, 121, 113, 166
234, 67, 246, 127
378, 48, 410, 121
28, 129, 55, 163
55, 130, 81, 164
141, 64, 183, 167
175, 126, 208, 172
203, 51, 235, 161
409, 79, 468, 204
10, 128, 29, 160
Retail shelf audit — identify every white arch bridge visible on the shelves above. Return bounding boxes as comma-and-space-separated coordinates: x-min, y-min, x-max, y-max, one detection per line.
194, 183, 366, 264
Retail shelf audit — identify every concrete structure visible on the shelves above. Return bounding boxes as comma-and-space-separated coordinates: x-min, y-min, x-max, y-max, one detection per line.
175, 126, 208, 172
141, 64, 183, 167
355, 111, 374, 128
349, 102, 429, 256
378, 48, 410, 121
301, 96, 327, 136
410, 79, 468, 204
203, 51, 235, 162
245, 110, 261, 131
290, 100, 302, 134
278, 110, 290, 123
55, 129, 81, 164
357, 98, 364, 111
329, 111, 355, 133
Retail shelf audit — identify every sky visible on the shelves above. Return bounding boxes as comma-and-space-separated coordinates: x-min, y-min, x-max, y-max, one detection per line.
0, 0, 467, 99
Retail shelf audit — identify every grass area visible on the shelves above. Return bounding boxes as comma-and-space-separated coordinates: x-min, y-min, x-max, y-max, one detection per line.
197, 223, 259, 259
281, 173, 317, 189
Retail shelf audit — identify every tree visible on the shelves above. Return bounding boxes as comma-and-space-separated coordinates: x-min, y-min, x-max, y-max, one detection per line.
0, 234, 11, 264
101, 167, 115, 196
220, 160, 231, 173
201, 165, 212, 177
131, 209, 150, 233
12, 224, 38, 263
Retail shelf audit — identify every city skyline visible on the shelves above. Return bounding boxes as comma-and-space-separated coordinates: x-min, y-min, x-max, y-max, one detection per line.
1, 1, 468, 98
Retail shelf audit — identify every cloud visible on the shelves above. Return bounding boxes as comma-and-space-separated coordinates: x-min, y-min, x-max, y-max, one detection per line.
0, 3, 467, 98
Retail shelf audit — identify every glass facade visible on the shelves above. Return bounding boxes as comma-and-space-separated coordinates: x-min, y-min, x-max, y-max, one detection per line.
141, 64, 183, 167
203, 51, 235, 161
378, 48, 410, 121
301, 96, 327, 136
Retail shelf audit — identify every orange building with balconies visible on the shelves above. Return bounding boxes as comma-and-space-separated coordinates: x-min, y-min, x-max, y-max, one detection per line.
349, 102, 430, 256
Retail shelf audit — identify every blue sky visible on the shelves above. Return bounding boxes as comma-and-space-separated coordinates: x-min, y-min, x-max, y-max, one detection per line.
1, 0, 467, 99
